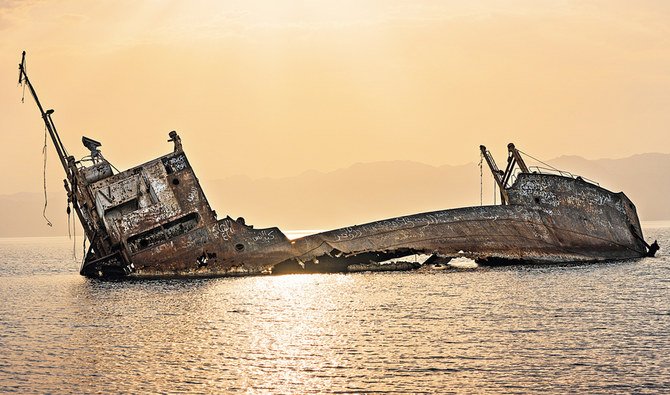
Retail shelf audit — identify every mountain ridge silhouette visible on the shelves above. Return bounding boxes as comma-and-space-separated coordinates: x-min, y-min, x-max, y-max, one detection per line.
2, 153, 668, 237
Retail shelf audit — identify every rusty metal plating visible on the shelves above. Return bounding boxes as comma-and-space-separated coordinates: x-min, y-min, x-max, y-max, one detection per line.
18, 52, 657, 278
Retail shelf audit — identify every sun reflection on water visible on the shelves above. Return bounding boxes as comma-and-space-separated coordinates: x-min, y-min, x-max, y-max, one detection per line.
1, 227, 669, 393
207, 274, 354, 393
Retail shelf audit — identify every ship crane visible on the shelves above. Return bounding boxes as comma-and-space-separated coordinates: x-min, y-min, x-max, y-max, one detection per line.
480, 143, 529, 205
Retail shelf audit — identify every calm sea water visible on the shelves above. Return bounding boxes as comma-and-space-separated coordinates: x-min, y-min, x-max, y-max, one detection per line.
1, 227, 668, 394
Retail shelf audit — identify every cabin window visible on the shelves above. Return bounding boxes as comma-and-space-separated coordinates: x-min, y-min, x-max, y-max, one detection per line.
127, 212, 200, 253
104, 199, 139, 222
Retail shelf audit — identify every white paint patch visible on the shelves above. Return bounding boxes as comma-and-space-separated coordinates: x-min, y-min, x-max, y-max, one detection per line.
379, 253, 433, 265
151, 179, 168, 195
448, 257, 478, 269
187, 187, 198, 203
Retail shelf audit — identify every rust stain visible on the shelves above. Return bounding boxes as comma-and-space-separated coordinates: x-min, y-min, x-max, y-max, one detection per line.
17, 52, 658, 279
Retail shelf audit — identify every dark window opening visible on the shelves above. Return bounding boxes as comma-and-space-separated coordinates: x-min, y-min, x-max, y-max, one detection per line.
104, 198, 139, 222
127, 212, 200, 253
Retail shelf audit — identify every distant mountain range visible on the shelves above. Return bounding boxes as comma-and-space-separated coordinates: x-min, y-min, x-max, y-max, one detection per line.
2, 153, 668, 237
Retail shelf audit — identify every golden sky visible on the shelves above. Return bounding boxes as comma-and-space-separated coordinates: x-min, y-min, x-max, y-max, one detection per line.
1, 0, 669, 196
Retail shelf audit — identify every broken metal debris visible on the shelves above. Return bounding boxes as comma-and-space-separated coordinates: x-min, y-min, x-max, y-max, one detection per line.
18, 52, 658, 279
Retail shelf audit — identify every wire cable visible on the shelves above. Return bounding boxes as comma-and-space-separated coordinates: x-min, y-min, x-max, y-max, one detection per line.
72, 211, 77, 260
517, 149, 559, 172
42, 125, 52, 227
67, 204, 71, 239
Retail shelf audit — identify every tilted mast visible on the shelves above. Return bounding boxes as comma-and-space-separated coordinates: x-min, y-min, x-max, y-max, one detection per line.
18, 51, 113, 263
18, 51, 71, 178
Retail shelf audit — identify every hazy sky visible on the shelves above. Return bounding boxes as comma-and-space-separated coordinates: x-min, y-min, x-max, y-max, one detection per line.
1, 0, 669, 195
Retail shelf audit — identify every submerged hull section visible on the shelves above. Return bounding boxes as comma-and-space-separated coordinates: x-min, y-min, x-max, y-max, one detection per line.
79, 139, 651, 278
86, 162, 649, 278
285, 174, 648, 271
79, 144, 298, 278
76, 140, 651, 278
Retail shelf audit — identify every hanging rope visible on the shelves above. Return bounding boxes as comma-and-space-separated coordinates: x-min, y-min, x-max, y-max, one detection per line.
493, 178, 497, 205
42, 125, 53, 227
67, 204, 72, 238
72, 211, 77, 260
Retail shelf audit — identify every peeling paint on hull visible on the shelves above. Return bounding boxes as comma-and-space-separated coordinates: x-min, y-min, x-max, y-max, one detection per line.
276, 175, 648, 273
19, 51, 658, 278
99, 150, 650, 279
17, 51, 654, 279
67, 136, 651, 279
34, 131, 655, 279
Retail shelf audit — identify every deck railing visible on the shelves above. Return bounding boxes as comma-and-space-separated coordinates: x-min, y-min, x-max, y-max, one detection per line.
527, 166, 600, 186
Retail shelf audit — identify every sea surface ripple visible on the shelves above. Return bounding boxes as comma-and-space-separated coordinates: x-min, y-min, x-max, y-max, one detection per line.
0, 227, 668, 394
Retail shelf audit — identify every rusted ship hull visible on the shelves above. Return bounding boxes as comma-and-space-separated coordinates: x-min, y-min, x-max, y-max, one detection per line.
122, 172, 649, 278
17, 51, 656, 279
283, 173, 649, 271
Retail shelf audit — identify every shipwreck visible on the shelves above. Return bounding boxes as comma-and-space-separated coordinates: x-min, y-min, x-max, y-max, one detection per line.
18, 52, 658, 278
